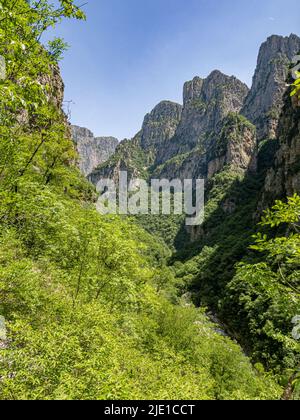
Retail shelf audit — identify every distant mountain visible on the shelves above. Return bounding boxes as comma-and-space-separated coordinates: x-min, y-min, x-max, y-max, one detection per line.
88, 70, 251, 186
71, 125, 118, 176
85, 34, 300, 195
73, 33, 300, 383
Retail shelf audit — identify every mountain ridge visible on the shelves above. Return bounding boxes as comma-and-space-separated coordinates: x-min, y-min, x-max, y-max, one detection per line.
78, 33, 300, 198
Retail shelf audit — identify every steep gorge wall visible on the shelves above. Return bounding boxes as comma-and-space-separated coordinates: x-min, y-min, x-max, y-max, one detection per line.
242, 34, 300, 141
71, 125, 118, 176
159, 70, 249, 164
77, 33, 300, 222
260, 93, 300, 208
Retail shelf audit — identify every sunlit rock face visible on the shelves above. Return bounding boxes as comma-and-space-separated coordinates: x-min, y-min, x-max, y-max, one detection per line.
141, 100, 182, 160
160, 70, 249, 163
71, 125, 118, 176
242, 34, 300, 141
259, 92, 300, 211
206, 114, 257, 179
82, 34, 300, 220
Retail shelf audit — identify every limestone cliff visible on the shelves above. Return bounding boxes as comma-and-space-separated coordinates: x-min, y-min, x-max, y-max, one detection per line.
207, 114, 257, 179
88, 70, 249, 184
242, 34, 300, 141
160, 70, 249, 163
141, 101, 182, 165
260, 91, 300, 208
85, 34, 299, 215
71, 125, 118, 176
88, 133, 149, 186
153, 113, 256, 182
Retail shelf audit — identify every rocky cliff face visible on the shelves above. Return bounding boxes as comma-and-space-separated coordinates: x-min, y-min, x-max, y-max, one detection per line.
242, 34, 300, 141
153, 113, 256, 182
84, 33, 299, 222
17, 63, 66, 127
71, 125, 118, 176
260, 92, 300, 208
88, 70, 250, 185
88, 132, 149, 186
207, 114, 257, 179
141, 101, 182, 164
40, 64, 65, 111
160, 70, 249, 162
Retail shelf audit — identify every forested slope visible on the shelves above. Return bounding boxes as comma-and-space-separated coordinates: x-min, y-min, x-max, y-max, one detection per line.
0, 0, 283, 400
78, 28, 300, 397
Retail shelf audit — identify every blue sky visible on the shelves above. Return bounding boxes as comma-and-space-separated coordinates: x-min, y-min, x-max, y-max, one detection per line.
46, 0, 300, 140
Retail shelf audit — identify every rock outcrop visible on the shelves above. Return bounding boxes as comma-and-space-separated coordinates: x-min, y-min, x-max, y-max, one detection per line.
207, 114, 257, 179
160, 70, 249, 162
242, 34, 300, 141
39, 64, 65, 111
141, 100, 182, 164
260, 91, 300, 208
153, 113, 256, 182
88, 70, 250, 184
71, 125, 118, 176
88, 132, 150, 186
84, 33, 300, 222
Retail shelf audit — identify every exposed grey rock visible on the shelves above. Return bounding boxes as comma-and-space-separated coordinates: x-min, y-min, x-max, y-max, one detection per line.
141, 101, 182, 164
242, 34, 300, 141
71, 125, 118, 176
89, 101, 183, 185
259, 91, 300, 210
87, 71, 251, 186
86, 33, 300, 211
17, 64, 67, 127
160, 70, 249, 162
183, 77, 204, 103
207, 114, 257, 179
152, 148, 207, 182
154, 113, 256, 182
88, 133, 149, 186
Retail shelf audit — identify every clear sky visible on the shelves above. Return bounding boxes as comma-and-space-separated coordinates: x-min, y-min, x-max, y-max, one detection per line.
45, 0, 300, 140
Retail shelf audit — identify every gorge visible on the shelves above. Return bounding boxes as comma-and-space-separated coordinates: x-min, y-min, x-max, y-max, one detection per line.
72, 33, 300, 380
0, 0, 300, 400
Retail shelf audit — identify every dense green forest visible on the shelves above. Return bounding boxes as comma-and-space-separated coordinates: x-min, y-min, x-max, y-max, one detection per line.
0, 0, 299, 400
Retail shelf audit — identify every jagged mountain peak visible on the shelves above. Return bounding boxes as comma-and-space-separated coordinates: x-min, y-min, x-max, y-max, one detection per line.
201, 70, 249, 103
83, 32, 300, 199
242, 33, 300, 140
141, 100, 182, 155
72, 125, 94, 141
158, 69, 250, 162
261, 33, 300, 52
183, 70, 248, 105
143, 100, 182, 121
183, 76, 204, 104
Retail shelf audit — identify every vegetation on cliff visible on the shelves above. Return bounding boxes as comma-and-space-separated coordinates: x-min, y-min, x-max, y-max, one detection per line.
0, 0, 283, 400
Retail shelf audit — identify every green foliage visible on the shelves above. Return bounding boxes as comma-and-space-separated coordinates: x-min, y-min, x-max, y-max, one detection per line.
0, 0, 283, 401
95, 134, 150, 180
175, 165, 300, 374
47, 38, 70, 61
0, 216, 281, 400
225, 196, 300, 380
291, 71, 300, 102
